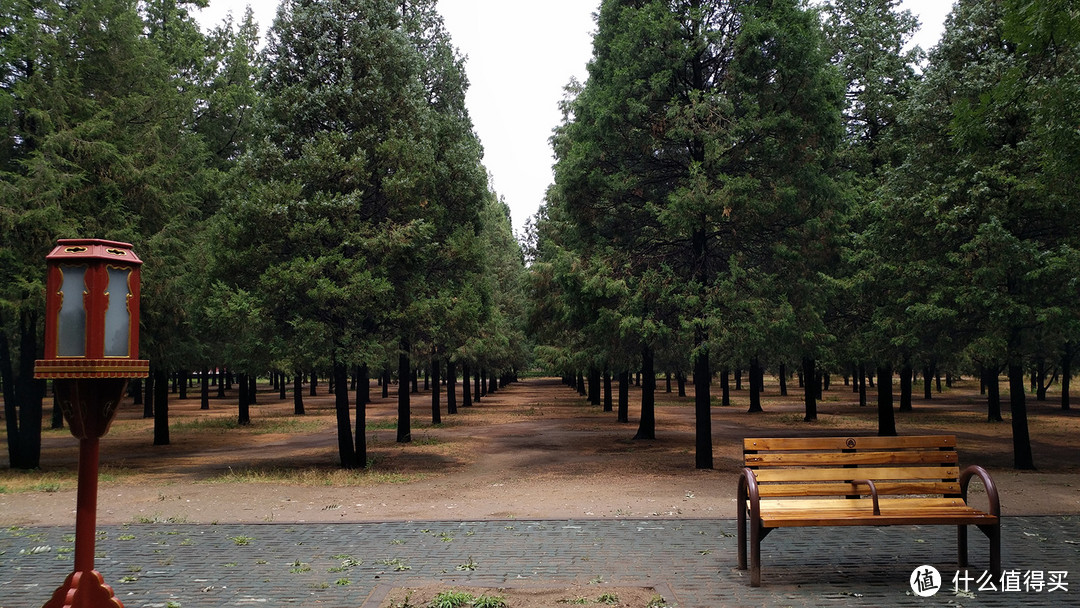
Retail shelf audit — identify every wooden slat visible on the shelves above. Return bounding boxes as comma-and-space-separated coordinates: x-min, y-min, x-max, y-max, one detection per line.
759, 497, 966, 511
756, 497, 998, 527
761, 511, 998, 528
746, 450, 957, 467
752, 465, 959, 484
744, 435, 956, 452
756, 481, 962, 498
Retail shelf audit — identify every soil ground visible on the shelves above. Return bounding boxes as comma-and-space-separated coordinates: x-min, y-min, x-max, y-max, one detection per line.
2, 375, 1079, 528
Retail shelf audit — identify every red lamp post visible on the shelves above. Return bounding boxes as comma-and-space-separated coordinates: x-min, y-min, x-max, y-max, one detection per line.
34, 239, 150, 608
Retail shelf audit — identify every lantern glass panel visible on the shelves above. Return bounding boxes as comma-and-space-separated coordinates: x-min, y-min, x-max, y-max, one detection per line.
58, 265, 87, 357
104, 267, 131, 357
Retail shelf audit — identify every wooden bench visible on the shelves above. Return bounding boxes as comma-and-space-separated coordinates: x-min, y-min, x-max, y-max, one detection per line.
737, 435, 1000, 587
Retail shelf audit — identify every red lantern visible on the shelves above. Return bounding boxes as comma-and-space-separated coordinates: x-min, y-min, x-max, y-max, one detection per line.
34, 239, 149, 608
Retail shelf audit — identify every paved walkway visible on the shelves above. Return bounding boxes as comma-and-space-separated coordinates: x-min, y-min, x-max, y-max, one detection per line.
2, 517, 1078, 607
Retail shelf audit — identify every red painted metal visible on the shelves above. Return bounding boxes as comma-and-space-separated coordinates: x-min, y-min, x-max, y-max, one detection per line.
34, 239, 147, 608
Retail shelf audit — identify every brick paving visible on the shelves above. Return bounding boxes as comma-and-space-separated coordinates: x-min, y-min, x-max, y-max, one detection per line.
2, 517, 1078, 607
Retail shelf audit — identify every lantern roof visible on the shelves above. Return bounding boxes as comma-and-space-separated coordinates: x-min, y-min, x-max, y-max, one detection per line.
46, 239, 143, 266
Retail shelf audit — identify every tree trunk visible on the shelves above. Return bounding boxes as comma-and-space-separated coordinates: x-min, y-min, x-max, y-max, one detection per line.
178, 370, 188, 400
2, 315, 45, 470
249, 374, 257, 404
1035, 357, 1049, 401
877, 364, 897, 436
398, 346, 411, 443
310, 370, 318, 397
858, 363, 867, 407
1008, 362, 1035, 469
923, 364, 933, 400
358, 364, 370, 406
217, 367, 226, 399
721, 368, 731, 407
802, 356, 817, 421
694, 340, 713, 469
750, 358, 763, 414
617, 370, 629, 423
462, 363, 473, 407
430, 357, 441, 425
576, 371, 586, 396
588, 367, 601, 405
447, 360, 458, 414
153, 367, 170, 445
1062, 343, 1072, 411
279, 371, 287, 400
665, 371, 672, 393
985, 366, 1002, 422
333, 360, 358, 469
474, 368, 482, 402
899, 363, 913, 412
677, 371, 686, 397
603, 370, 612, 412
294, 371, 305, 415
779, 364, 787, 396
382, 369, 390, 398
633, 345, 656, 440
201, 367, 210, 410
237, 372, 250, 426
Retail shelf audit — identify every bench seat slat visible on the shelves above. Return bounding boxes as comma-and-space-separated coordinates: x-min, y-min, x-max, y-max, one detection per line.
752, 465, 959, 483
761, 512, 998, 527
756, 481, 962, 497
745, 436, 957, 451
746, 450, 958, 467
759, 497, 967, 510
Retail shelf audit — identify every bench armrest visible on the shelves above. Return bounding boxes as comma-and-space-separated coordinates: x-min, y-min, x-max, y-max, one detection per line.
960, 465, 1000, 517
851, 479, 880, 515
739, 467, 761, 521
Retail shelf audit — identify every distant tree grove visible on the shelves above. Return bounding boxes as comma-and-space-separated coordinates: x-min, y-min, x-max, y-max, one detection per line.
2, 0, 1077, 472
1, 0, 528, 470
527, 0, 1079, 471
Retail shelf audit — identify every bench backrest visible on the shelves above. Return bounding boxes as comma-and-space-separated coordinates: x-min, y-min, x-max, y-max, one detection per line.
743, 435, 961, 499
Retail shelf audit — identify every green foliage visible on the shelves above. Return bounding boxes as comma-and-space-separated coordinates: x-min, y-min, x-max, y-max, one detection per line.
471, 595, 507, 608
428, 590, 474, 608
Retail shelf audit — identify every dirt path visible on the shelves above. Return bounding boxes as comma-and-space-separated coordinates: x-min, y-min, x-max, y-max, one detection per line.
2, 376, 1078, 526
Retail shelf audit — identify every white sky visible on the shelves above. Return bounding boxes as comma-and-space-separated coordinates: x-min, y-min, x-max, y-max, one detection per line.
194, 0, 953, 236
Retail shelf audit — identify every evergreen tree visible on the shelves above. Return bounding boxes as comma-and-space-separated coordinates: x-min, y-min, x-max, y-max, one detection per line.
1, 0, 213, 462
545, 0, 841, 468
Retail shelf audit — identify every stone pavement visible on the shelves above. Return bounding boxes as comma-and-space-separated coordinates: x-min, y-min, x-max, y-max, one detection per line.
2, 517, 1078, 607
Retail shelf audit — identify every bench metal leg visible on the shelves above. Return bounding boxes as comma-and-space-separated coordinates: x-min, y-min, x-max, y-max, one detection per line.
958, 524, 1001, 576
750, 523, 761, 587
980, 524, 1001, 577
737, 506, 747, 570
958, 525, 968, 567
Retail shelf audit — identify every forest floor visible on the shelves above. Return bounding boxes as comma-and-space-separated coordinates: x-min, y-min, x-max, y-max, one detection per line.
2, 375, 1079, 527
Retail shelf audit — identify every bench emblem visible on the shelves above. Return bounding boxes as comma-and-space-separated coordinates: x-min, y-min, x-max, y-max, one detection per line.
846, 438, 857, 448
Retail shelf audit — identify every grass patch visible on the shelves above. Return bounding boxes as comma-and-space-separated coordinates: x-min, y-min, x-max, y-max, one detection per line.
170, 416, 327, 435
201, 466, 422, 487
0, 464, 134, 494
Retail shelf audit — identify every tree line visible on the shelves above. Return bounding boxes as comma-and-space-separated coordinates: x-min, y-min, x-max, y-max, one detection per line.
527, 0, 1079, 470
1, 0, 528, 470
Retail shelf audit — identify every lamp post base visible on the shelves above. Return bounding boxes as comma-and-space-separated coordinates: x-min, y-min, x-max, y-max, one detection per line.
43, 570, 124, 608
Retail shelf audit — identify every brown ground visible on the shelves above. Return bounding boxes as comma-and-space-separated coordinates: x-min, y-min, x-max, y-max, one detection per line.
370, 584, 667, 608
2, 375, 1079, 529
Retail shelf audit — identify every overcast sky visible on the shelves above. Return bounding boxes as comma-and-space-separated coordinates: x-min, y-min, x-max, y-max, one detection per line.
194, 0, 953, 236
